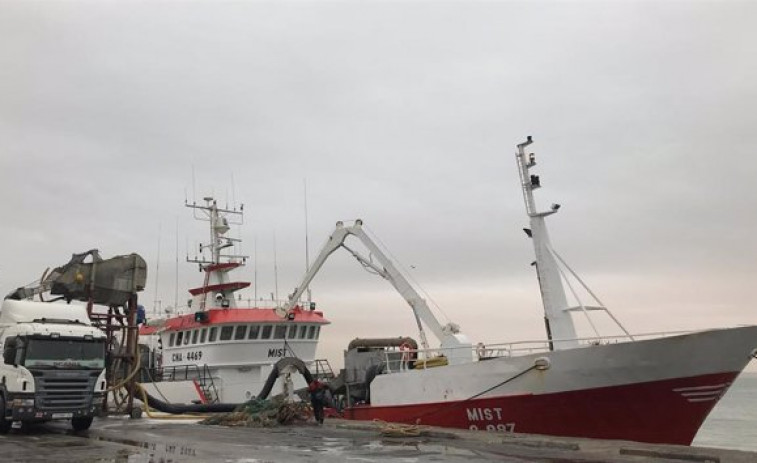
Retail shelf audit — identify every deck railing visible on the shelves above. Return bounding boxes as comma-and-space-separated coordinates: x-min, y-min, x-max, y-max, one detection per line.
143, 363, 220, 403
380, 329, 698, 373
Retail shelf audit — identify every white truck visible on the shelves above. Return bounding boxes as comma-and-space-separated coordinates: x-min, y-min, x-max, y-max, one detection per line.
0, 299, 107, 432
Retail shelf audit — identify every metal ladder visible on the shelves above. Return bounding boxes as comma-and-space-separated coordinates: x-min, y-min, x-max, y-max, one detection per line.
196, 364, 220, 403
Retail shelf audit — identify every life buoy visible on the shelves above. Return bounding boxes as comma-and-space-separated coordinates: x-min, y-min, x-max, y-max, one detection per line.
399, 342, 414, 363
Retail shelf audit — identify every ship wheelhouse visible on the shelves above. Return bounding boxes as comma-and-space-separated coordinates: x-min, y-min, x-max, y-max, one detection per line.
149, 305, 329, 403
160, 305, 328, 368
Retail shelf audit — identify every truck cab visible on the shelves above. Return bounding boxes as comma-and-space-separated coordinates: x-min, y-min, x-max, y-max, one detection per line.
0, 299, 107, 432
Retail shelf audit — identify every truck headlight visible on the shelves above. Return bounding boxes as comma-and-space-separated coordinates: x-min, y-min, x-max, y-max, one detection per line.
12, 398, 34, 407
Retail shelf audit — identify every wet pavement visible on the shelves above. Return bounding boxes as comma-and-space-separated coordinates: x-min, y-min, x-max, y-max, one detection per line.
0, 417, 531, 462
2, 416, 756, 462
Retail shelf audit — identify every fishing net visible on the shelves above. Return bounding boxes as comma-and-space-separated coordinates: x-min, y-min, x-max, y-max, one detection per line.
199, 397, 313, 428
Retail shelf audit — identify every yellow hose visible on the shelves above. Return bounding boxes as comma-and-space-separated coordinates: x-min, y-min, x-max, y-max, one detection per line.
105, 347, 142, 393
134, 383, 210, 420
102, 327, 211, 419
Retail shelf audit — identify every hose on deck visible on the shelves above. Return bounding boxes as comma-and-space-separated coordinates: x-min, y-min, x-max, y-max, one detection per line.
257, 357, 315, 400
137, 357, 316, 415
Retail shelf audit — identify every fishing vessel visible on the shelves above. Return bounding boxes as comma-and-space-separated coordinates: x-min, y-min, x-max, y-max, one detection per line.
139, 198, 330, 404
283, 137, 757, 445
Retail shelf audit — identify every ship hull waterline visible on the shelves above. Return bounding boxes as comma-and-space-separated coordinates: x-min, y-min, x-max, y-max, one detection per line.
344, 325, 757, 445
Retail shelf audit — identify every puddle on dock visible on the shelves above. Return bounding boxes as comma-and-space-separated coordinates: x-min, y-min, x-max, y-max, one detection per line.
94, 432, 488, 462
92, 434, 199, 461
11, 419, 518, 462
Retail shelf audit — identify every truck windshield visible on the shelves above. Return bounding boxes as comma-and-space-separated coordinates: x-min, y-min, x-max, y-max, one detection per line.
23, 338, 105, 369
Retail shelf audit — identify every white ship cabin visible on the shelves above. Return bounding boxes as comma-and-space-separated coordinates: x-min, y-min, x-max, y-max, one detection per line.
144, 304, 329, 403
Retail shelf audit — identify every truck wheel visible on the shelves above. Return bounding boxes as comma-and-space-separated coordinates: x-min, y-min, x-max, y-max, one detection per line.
130, 406, 143, 419
71, 416, 94, 431
0, 396, 9, 434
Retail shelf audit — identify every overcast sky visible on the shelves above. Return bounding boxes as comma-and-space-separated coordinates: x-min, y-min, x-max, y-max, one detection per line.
1, 1, 756, 367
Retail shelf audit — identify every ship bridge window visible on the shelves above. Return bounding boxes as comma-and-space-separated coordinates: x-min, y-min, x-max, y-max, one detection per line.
274, 325, 286, 339
307, 326, 316, 340
287, 325, 297, 339
234, 325, 248, 340
200, 328, 207, 343
192, 330, 199, 344
209, 327, 218, 342
298, 325, 307, 339
169, 333, 176, 347
248, 325, 260, 340
220, 326, 234, 341
314, 326, 320, 340
261, 325, 272, 339
183, 331, 190, 345
176, 331, 184, 345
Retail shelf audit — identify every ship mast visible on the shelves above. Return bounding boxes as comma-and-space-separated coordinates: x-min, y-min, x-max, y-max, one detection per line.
516, 137, 578, 349
186, 197, 247, 311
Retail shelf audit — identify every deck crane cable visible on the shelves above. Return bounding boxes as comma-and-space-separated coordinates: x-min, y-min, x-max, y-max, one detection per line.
281, 338, 301, 359
408, 364, 539, 423
342, 244, 381, 276
363, 225, 453, 324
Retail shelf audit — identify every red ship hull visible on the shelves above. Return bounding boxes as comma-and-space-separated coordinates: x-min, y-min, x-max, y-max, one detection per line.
345, 371, 737, 445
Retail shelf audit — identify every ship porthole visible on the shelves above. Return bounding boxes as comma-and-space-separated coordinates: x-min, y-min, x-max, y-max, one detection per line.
245, 391, 252, 399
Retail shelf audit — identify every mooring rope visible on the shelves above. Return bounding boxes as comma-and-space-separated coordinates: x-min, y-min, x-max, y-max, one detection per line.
373, 419, 427, 437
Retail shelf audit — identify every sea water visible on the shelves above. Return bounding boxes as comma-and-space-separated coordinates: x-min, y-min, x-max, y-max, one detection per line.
693, 372, 757, 452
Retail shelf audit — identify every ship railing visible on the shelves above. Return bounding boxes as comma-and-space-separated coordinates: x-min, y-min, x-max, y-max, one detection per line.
143, 363, 220, 403
476, 329, 697, 359
233, 299, 312, 310
380, 348, 411, 374
151, 364, 205, 382
165, 300, 312, 314
380, 329, 697, 372
309, 358, 336, 381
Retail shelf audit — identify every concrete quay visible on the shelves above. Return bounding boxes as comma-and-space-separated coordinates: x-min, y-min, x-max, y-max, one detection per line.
0, 416, 754, 462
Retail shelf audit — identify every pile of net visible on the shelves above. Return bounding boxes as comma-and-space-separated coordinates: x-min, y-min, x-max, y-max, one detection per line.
199, 396, 313, 427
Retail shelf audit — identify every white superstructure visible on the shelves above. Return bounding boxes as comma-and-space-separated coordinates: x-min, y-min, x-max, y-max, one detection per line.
139, 197, 329, 404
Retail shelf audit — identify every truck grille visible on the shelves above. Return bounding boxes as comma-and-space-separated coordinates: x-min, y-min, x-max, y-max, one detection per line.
33, 371, 98, 410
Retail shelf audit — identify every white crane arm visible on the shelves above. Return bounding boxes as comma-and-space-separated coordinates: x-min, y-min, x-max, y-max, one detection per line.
282, 222, 352, 313
282, 220, 468, 351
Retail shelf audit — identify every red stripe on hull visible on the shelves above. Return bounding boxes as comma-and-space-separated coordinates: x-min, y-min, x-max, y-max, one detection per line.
344, 372, 738, 445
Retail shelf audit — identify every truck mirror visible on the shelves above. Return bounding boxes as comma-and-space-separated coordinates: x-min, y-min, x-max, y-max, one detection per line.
3, 337, 16, 366
2, 348, 13, 365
